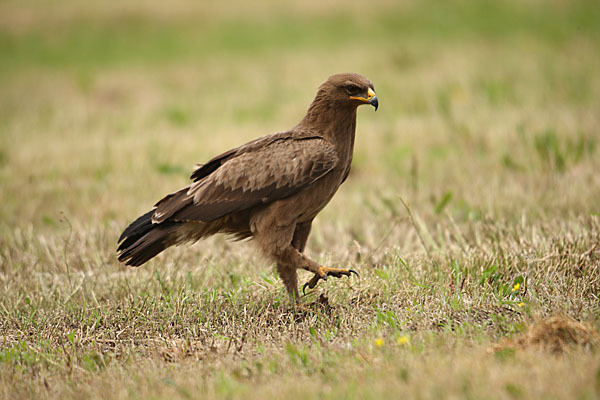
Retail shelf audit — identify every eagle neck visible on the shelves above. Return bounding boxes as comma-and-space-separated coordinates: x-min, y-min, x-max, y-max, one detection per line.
299, 97, 357, 155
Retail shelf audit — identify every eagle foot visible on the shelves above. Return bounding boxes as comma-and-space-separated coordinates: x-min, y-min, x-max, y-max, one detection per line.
302, 266, 358, 294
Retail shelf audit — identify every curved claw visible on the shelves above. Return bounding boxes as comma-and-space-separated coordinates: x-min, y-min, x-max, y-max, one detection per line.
302, 282, 310, 295
302, 267, 358, 295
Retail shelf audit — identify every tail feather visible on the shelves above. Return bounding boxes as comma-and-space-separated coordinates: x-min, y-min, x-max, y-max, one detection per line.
117, 210, 179, 266
118, 210, 154, 244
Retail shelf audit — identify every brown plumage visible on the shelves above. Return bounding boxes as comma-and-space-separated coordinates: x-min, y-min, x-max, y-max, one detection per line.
117, 73, 378, 300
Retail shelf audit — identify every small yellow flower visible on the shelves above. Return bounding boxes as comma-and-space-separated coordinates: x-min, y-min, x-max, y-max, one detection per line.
397, 335, 410, 345
518, 302, 525, 307
374, 338, 384, 348
512, 282, 520, 292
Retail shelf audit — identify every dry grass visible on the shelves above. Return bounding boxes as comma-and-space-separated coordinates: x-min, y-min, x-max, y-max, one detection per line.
1, 0, 600, 399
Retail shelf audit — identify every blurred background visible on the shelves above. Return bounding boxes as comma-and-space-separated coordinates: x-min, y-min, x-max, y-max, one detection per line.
1, 3, 599, 396
0, 0, 598, 239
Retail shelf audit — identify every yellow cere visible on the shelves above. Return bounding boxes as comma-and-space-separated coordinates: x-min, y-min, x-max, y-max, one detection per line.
367, 87, 376, 100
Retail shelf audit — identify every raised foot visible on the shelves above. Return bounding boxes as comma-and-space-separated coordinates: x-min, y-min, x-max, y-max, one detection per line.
302, 266, 358, 294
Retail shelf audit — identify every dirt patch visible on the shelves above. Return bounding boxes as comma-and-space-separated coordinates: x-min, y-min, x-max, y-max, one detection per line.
492, 315, 597, 354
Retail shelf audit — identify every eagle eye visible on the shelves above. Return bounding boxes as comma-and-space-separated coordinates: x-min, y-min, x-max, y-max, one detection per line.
345, 84, 360, 95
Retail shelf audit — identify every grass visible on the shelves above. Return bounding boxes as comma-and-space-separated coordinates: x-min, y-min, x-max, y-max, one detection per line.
1, 0, 599, 398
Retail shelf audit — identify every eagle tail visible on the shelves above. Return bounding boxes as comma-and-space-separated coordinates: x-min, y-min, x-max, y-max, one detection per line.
117, 210, 179, 267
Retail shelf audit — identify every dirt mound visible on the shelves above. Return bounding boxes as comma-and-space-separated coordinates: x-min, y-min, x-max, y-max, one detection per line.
492, 316, 597, 353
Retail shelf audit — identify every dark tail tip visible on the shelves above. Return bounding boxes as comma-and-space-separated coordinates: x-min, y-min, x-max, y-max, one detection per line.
118, 210, 155, 246
117, 210, 176, 266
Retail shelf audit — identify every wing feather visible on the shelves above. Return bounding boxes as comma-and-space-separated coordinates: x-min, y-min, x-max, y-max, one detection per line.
152, 136, 338, 223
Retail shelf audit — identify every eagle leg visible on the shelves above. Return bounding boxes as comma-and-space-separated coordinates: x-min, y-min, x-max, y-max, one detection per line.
302, 266, 358, 294
276, 263, 300, 300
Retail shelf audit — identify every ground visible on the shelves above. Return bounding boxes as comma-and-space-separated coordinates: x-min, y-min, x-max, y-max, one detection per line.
0, 0, 599, 398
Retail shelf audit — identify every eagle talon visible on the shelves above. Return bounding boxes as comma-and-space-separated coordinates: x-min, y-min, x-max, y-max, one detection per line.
303, 274, 321, 294
302, 282, 310, 295
302, 266, 359, 293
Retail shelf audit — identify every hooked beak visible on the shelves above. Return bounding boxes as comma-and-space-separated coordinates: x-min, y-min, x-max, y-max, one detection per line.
350, 87, 379, 111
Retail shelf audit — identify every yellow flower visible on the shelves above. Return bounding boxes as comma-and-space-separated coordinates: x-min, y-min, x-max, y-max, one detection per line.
518, 302, 525, 307
512, 282, 520, 291
375, 338, 384, 348
397, 335, 410, 345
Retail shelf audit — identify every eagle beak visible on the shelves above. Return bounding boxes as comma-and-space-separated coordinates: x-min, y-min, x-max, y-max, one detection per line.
368, 88, 379, 111
350, 87, 379, 111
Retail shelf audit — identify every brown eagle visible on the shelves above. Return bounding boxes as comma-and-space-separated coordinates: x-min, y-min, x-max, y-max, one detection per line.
117, 73, 378, 300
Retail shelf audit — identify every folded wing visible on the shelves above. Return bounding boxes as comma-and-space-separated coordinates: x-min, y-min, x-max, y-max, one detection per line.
152, 136, 338, 224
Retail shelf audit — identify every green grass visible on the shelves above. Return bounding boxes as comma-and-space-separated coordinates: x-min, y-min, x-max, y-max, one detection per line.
1, 0, 599, 71
1, 0, 600, 398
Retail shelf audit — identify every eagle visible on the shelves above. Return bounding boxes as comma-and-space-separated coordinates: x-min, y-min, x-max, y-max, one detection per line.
117, 73, 378, 301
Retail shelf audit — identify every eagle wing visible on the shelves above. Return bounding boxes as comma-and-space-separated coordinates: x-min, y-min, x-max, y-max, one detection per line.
151, 135, 338, 224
